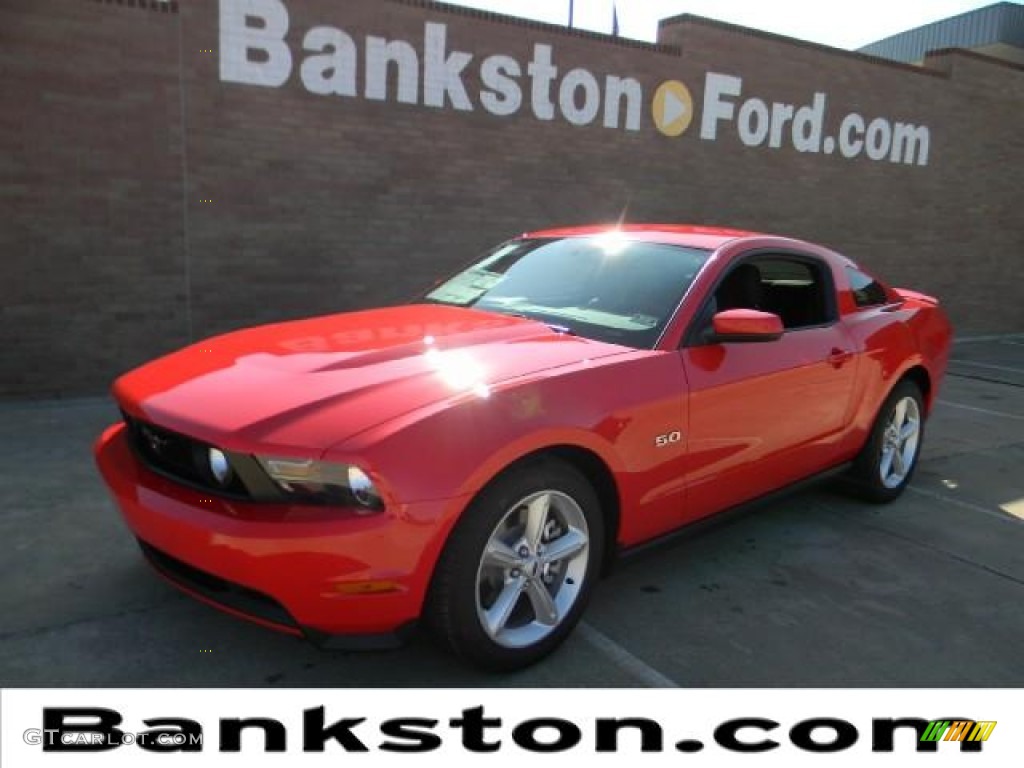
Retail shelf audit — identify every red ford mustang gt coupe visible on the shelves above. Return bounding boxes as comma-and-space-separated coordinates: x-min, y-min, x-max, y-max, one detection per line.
95, 225, 952, 669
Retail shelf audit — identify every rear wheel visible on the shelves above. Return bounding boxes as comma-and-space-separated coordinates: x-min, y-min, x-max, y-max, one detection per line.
848, 379, 924, 502
427, 459, 603, 671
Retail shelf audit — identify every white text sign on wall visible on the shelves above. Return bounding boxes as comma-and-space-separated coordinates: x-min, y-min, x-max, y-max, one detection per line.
219, 0, 931, 166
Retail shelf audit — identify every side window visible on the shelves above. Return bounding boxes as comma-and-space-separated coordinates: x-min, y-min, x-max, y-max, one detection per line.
688, 253, 838, 345
714, 255, 835, 330
847, 267, 888, 307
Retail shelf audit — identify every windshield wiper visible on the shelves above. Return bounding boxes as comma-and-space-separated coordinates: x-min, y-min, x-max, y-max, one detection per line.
471, 303, 577, 335
481, 307, 577, 336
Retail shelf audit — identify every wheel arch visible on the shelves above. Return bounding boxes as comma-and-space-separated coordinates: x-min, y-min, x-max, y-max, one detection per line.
440, 441, 623, 581
421, 441, 623, 668
505, 444, 621, 576
899, 364, 933, 414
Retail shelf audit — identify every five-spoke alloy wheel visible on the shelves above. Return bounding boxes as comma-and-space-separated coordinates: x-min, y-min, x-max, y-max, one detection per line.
475, 490, 590, 649
427, 459, 603, 670
849, 379, 925, 502
878, 394, 921, 489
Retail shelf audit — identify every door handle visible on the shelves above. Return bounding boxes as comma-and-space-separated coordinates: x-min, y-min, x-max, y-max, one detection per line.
827, 348, 854, 368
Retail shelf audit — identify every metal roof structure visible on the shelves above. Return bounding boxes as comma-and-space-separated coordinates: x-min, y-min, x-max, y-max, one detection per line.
858, 2, 1024, 64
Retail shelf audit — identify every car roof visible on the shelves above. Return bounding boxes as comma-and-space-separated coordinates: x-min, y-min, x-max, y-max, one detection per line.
521, 224, 762, 251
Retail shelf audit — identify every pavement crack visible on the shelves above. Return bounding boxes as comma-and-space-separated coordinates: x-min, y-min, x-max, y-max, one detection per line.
0, 595, 184, 642
819, 503, 1024, 588
918, 440, 1024, 463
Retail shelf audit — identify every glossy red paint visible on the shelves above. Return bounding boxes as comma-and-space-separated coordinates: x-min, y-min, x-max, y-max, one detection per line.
95, 421, 469, 637
95, 226, 952, 645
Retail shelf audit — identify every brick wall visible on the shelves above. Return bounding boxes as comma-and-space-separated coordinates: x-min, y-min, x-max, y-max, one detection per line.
2, 0, 1022, 397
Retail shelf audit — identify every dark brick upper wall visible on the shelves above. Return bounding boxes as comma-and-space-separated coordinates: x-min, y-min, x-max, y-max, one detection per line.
2, 0, 1022, 396
1, 0, 187, 396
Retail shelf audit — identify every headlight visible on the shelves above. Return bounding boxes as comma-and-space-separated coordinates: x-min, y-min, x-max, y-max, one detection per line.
207, 447, 233, 487
346, 466, 378, 508
255, 456, 383, 512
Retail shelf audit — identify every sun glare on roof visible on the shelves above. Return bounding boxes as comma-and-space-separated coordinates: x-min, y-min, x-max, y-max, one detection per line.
593, 230, 629, 256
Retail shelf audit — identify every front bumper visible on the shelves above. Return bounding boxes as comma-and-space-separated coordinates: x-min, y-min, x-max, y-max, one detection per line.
94, 423, 466, 643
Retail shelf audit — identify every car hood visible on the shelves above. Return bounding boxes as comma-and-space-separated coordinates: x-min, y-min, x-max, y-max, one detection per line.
114, 304, 629, 454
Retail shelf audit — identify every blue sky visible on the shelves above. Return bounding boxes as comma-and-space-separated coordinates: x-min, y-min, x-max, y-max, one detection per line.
442, 0, 1002, 49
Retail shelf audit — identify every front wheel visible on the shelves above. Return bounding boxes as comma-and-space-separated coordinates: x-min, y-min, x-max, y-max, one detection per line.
848, 379, 925, 503
426, 459, 603, 671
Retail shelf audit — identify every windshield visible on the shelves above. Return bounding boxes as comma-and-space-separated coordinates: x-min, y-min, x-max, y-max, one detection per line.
424, 235, 709, 348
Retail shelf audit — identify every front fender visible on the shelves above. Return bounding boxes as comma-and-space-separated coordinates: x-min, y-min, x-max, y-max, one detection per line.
326, 351, 684, 516
447, 426, 626, 502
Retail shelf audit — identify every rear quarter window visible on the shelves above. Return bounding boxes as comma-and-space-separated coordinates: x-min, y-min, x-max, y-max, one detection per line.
847, 267, 888, 307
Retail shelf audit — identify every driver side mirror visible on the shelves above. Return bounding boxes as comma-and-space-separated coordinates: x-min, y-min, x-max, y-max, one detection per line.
710, 309, 784, 343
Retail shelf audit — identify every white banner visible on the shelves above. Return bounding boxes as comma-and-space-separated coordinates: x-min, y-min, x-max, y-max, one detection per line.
2, 688, 1019, 766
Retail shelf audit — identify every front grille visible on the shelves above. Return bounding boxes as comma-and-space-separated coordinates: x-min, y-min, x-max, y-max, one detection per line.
122, 413, 252, 499
139, 540, 299, 631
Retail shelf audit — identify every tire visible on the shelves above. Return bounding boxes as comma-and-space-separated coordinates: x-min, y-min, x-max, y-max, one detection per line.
847, 379, 925, 503
426, 458, 604, 671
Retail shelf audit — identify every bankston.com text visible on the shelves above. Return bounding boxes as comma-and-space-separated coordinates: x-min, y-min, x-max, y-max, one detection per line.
30, 706, 988, 755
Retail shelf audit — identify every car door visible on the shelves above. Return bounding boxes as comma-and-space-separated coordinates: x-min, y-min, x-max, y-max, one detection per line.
680, 252, 859, 522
